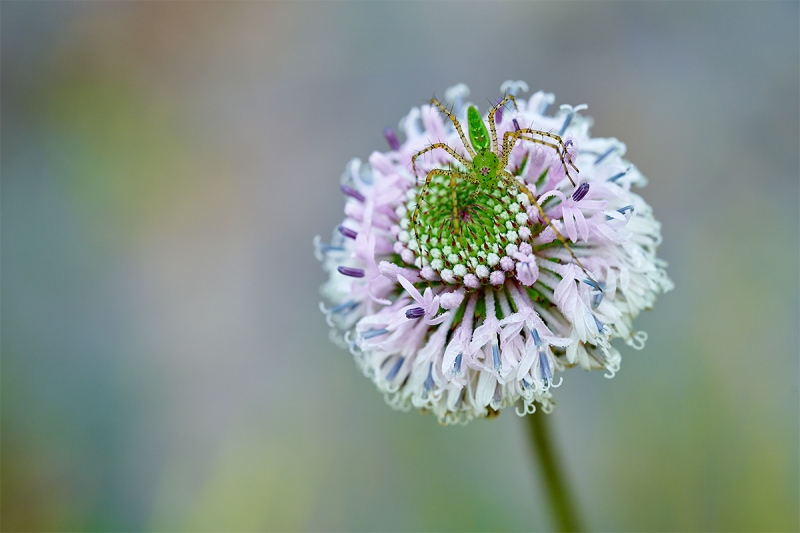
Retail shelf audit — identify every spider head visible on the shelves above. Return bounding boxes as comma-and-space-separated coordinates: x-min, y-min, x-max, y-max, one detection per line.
472, 151, 499, 187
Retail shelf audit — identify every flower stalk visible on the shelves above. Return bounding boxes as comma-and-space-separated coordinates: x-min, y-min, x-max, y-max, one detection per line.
527, 411, 583, 532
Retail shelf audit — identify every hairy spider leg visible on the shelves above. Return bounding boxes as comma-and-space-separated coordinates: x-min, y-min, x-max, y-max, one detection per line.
487, 94, 519, 155
519, 129, 580, 173
411, 143, 471, 184
505, 135, 570, 183
501, 129, 579, 186
497, 169, 598, 285
429, 98, 476, 158
507, 127, 580, 173
410, 168, 473, 260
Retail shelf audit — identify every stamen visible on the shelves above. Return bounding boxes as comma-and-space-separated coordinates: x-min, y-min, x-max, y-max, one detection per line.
571, 182, 590, 201
592, 292, 604, 309
362, 328, 388, 339
512, 118, 521, 131
340, 184, 366, 202
531, 328, 543, 347
582, 278, 604, 291
337, 266, 365, 278
594, 146, 615, 164
607, 170, 628, 182
539, 350, 553, 381
494, 99, 504, 124
338, 226, 358, 239
386, 357, 404, 380
492, 343, 501, 371
539, 97, 552, 115
314, 236, 345, 261
500, 80, 529, 97
383, 127, 401, 151
593, 315, 606, 333
355, 160, 373, 185
424, 363, 435, 391
559, 112, 574, 136
605, 205, 635, 220
330, 300, 358, 314
454, 353, 462, 374
583, 278, 606, 308
405, 306, 425, 319
493, 383, 502, 404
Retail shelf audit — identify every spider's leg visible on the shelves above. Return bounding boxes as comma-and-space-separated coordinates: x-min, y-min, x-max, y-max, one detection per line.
517, 136, 573, 186
466, 189, 482, 202
519, 129, 580, 174
449, 171, 461, 235
411, 143, 471, 183
501, 129, 579, 186
410, 168, 467, 260
487, 94, 518, 155
430, 98, 476, 159
498, 170, 598, 285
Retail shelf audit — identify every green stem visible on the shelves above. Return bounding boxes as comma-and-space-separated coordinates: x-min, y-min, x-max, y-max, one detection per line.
526, 409, 584, 532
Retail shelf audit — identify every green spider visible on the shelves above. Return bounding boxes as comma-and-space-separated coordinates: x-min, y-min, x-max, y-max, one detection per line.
409, 94, 589, 278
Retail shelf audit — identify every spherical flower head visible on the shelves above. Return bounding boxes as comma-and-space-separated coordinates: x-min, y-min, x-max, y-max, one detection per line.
316, 82, 673, 425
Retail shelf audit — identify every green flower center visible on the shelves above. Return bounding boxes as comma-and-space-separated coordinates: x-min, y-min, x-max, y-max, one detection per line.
399, 174, 534, 284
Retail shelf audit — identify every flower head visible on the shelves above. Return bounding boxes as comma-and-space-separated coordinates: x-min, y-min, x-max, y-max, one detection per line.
317, 82, 673, 424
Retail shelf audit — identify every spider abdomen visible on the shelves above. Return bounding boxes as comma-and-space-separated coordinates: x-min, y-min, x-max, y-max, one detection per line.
466, 105, 490, 152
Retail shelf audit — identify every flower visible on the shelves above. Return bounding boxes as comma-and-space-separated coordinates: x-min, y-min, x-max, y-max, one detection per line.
316, 82, 673, 424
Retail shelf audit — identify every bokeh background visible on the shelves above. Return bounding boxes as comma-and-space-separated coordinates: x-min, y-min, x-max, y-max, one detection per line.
2, 2, 798, 531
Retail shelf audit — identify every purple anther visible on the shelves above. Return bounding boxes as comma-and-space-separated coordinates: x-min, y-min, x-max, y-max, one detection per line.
405, 306, 425, 319
383, 127, 401, 151
337, 266, 365, 278
512, 118, 521, 131
494, 99, 504, 124
572, 182, 590, 202
340, 185, 366, 202
338, 226, 358, 239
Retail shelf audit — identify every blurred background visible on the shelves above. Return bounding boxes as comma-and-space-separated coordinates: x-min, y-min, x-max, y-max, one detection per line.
2, 2, 798, 531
